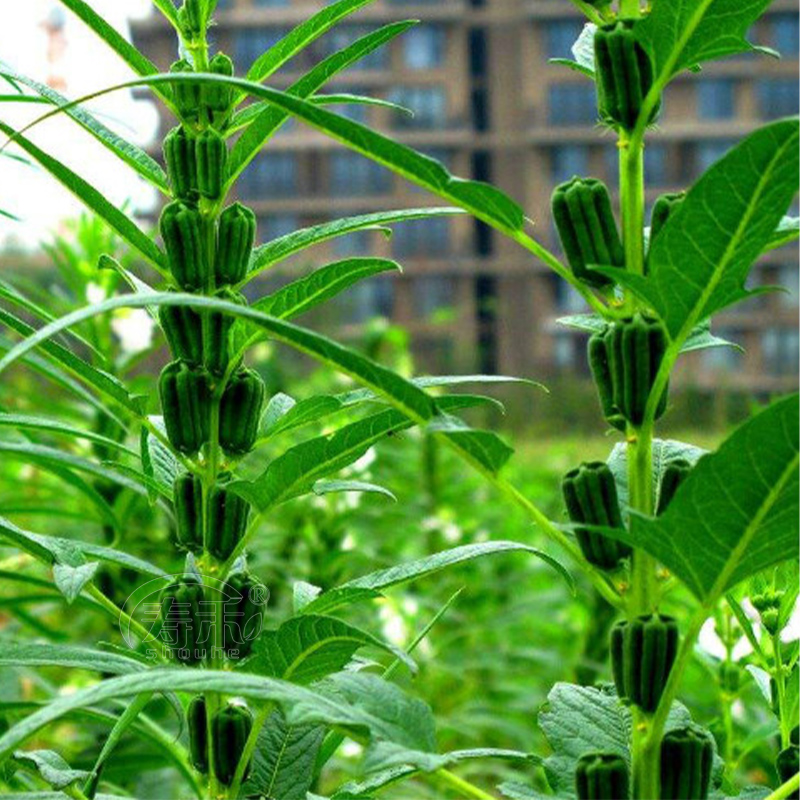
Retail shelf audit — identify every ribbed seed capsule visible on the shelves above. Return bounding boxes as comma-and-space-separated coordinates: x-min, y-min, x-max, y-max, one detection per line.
611, 614, 679, 713
603, 315, 669, 427
160, 201, 210, 291
187, 696, 208, 774
588, 331, 626, 431
562, 462, 631, 571
173, 472, 203, 553
159, 576, 208, 664
575, 753, 630, 800
650, 192, 686, 244
659, 727, 714, 800
159, 362, 211, 455
170, 60, 201, 122
215, 203, 256, 286
179, 0, 203, 36
196, 129, 227, 201
204, 52, 235, 121
204, 288, 244, 376
212, 704, 253, 786
219, 368, 266, 456
552, 177, 624, 288
594, 21, 659, 131
163, 126, 198, 202
207, 484, 251, 561
657, 459, 693, 515
223, 573, 266, 658
159, 302, 203, 366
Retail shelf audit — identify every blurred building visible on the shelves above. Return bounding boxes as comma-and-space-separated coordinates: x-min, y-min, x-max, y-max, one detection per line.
131, 0, 799, 391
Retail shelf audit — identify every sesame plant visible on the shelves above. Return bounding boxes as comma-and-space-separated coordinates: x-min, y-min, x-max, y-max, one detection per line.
0, 0, 797, 799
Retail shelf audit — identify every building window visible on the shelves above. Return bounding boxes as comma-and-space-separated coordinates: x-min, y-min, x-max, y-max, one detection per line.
553, 275, 588, 313
773, 12, 800, 55
548, 83, 597, 126
776, 264, 800, 309
337, 277, 395, 323
545, 19, 583, 59
644, 144, 668, 187
240, 153, 297, 199
697, 78, 736, 119
330, 152, 391, 196
702, 328, 742, 372
324, 25, 389, 70
333, 227, 372, 257
253, 0, 290, 5
391, 218, 451, 258
551, 145, 589, 184
695, 140, 736, 174
258, 214, 298, 243
403, 26, 445, 70
235, 27, 288, 70
762, 328, 800, 376
413, 276, 455, 318
389, 86, 447, 129
757, 79, 800, 120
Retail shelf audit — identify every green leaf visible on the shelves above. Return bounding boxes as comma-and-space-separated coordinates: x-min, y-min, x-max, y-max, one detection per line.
621, 120, 800, 341
0, 639, 147, 676
621, 396, 799, 602
0, 121, 168, 274
247, 208, 464, 280
0, 516, 166, 577
260, 394, 342, 440
53, 562, 99, 605
13, 749, 89, 790
0, 66, 169, 194
57, 0, 172, 105
0, 669, 433, 763
0, 414, 136, 457
313, 480, 396, 502
245, 615, 416, 684
229, 21, 417, 185
140, 417, 180, 503
635, 0, 774, 79
302, 541, 573, 617
427, 414, 514, 475
550, 23, 597, 79
243, 711, 324, 800
311, 93, 414, 117
245, 0, 378, 85
764, 215, 800, 252
253, 258, 401, 320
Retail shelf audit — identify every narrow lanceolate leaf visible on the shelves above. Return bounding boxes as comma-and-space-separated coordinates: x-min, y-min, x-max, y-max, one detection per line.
0, 122, 168, 274
233, 397, 487, 511
247, 208, 464, 280
53, 562, 99, 604
243, 711, 324, 800
253, 259, 402, 321
621, 120, 800, 342
619, 396, 799, 603
301, 541, 573, 616
56, 0, 172, 104
245, 0, 378, 85
312, 480, 396, 502
0, 66, 169, 193
13, 749, 89, 790
229, 21, 417, 185
0, 640, 147, 676
0, 516, 166, 577
428, 414, 514, 475
635, 0, 774, 79
0, 414, 136, 457
0, 669, 433, 762
245, 615, 415, 684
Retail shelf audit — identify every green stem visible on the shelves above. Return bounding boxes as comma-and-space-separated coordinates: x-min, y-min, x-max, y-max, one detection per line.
627, 430, 656, 618
765, 774, 800, 800
227, 702, 273, 798
619, 134, 646, 283
436, 768, 497, 800
771, 631, 791, 748
86, 584, 163, 659
620, 0, 642, 18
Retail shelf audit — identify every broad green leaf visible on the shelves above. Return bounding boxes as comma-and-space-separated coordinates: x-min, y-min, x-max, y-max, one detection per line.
556, 314, 740, 354
243, 711, 324, 800
764, 215, 800, 252
616, 396, 799, 602
229, 21, 417, 185
57, 0, 172, 104
302, 541, 572, 616
0, 306, 143, 414
253, 258, 401, 320
245, 0, 378, 85
260, 393, 340, 439
607, 438, 708, 514
0, 516, 166, 577
0, 121, 168, 275
13, 750, 89, 790
0, 640, 147, 675
247, 208, 464, 280
0, 669, 433, 762
428, 413, 514, 475
245, 615, 415, 684
233, 397, 488, 511
635, 0, 774, 79
620, 120, 800, 341
0, 414, 136, 457
53, 562, 99, 604
0, 66, 169, 193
